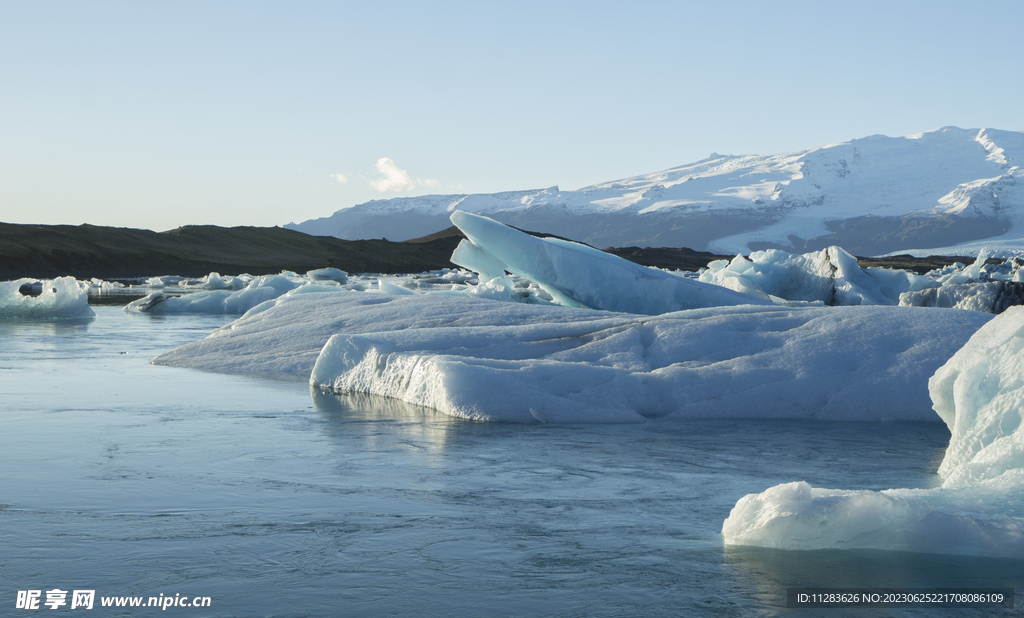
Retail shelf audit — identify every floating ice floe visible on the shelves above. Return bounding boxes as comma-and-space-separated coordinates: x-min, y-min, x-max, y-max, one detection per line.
125, 275, 302, 315
85, 278, 126, 290
722, 306, 1024, 558
122, 268, 479, 314
0, 277, 94, 319
154, 290, 989, 423
175, 272, 246, 291
450, 210, 771, 313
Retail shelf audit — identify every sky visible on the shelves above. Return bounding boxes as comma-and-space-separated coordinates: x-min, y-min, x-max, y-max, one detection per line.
1, 0, 1022, 232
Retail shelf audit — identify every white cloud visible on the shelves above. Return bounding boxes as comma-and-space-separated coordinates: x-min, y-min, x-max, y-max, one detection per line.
331, 173, 348, 183
368, 157, 439, 193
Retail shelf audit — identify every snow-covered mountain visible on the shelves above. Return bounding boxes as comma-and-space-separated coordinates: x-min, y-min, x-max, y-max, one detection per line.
286, 127, 1024, 256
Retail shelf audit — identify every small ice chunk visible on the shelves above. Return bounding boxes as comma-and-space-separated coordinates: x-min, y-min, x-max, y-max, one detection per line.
306, 268, 348, 284
0, 277, 94, 319
377, 279, 419, 295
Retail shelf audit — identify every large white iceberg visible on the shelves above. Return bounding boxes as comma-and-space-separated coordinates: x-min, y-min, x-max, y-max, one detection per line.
0, 277, 94, 319
154, 289, 989, 423
450, 210, 771, 314
722, 306, 1024, 558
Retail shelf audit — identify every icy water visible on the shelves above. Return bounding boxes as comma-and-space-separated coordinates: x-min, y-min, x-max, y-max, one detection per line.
3, 306, 1024, 617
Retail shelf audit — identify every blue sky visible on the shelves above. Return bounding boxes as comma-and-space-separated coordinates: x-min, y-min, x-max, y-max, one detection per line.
1, 0, 1021, 231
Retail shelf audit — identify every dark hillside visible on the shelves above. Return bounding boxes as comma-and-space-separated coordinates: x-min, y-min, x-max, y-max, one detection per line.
0, 223, 459, 279
0, 221, 998, 280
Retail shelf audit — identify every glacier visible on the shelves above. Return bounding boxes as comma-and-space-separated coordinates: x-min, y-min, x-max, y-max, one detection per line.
722, 306, 1024, 558
0, 277, 94, 319
287, 127, 1024, 257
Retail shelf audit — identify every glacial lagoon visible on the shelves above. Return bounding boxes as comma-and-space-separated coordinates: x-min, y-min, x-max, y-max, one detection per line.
3, 305, 1024, 617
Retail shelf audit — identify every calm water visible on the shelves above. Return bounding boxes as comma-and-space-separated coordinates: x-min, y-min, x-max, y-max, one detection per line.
2, 305, 1023, 617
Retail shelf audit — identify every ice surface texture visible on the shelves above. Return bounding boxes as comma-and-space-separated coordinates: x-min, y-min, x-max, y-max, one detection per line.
0, 277, 93, 319
723, 306, 1024, 558
450, 210, 770, 314
152, 292, 619, 380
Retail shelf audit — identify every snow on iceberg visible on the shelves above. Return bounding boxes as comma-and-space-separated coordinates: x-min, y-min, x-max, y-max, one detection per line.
698, 246, 931, 306
722, 306, 1024, 558
0, 277, 94, 319
450, 210, 771, 314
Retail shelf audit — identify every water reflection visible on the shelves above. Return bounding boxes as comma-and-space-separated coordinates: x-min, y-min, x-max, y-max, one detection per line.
0, 316, 93, 336
310, 386, 462, 454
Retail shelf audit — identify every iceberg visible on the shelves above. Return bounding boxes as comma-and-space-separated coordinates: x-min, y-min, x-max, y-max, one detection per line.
154, 288, 988, 423
450, 210, 771, 314
698, 246, 930, 306
898, 281, 1024, 314
898, 252, 1024, 313
0, 277, 94, 319
722, 306, 1024, 558
309, 302, 988, 423
698, 245, 1024, 314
